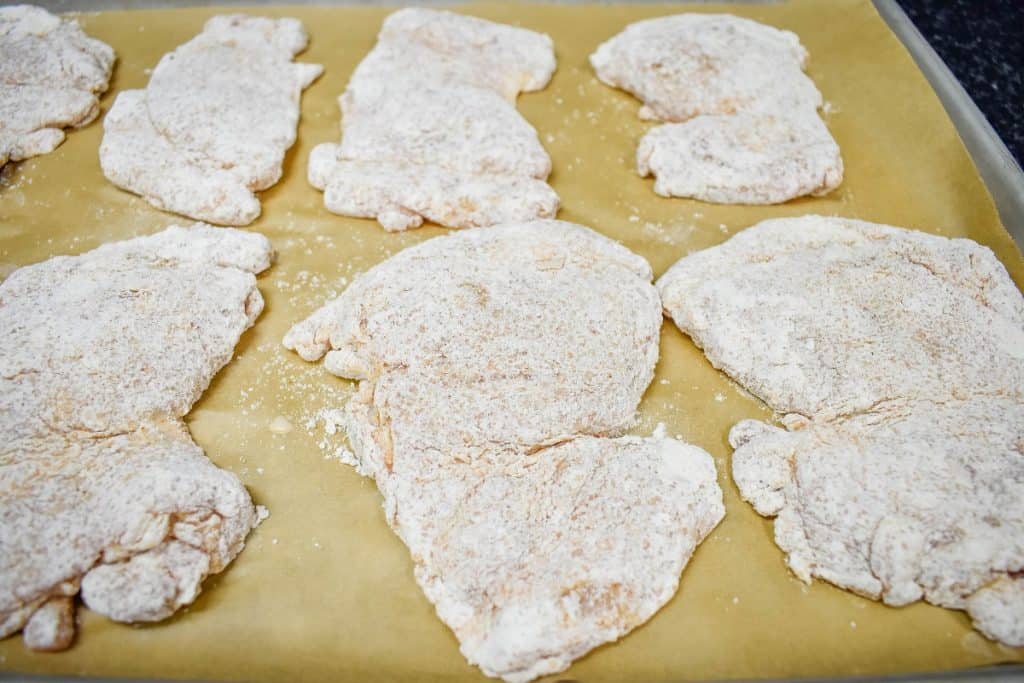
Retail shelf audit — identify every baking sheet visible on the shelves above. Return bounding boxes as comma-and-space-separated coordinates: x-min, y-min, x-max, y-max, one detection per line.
1, 1, 1023, 680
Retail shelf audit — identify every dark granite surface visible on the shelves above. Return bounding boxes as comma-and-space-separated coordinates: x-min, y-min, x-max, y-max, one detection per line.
895, 0, 1023, 168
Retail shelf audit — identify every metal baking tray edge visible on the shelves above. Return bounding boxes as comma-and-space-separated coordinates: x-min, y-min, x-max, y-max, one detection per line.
872, 0, 1024, 248
2, 1, 1022, 682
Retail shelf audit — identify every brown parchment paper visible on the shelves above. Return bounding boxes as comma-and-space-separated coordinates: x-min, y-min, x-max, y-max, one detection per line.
1, 1, 1023, 680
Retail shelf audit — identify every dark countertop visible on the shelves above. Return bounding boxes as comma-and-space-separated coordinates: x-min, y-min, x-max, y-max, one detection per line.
896, 0, 1023, 168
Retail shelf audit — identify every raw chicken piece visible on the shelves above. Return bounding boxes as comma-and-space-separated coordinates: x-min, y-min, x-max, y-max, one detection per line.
636, 111, 842, 204
658, 215, 1024, 646
285, 219, 723, 681
591, 14, 842, 204
309, 8, 558, 231
307, 153, 558, 232
730, 397, 1023, 647
0, 224, 273, 651
100, 15, 322, 225
657, 216, 1024, 420
0, 5, 115, 166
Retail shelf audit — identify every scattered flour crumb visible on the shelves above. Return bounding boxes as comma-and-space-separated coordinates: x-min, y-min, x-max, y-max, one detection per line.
319, 408, 345, 435
652, 422, 667, 439
302, 407, 368, 473
255, 505, 270, 524
269, 415, 293, 434
332, 446, 359, 468
714, 392, 726, 402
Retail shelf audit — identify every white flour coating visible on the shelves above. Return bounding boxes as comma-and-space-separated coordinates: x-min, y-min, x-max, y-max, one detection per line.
21, 596, 73, 652
364, 7, 555, 101
729, 399, 1024, 645
591, 14, 816, 122
657, 215, 1024, 646
418, 435, 722, 683
658, 216, 1024, 420
0, 225, 274, 651
636, 111, 842, 204
309, 8, 558, 231
590, 14, 842, 204
339, 82, 551, 178
100, 15, 322, 225
285, 220, 724, 681
0, 5, 114, 167
308, 151, 558, 232
101, 91, 263, 226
